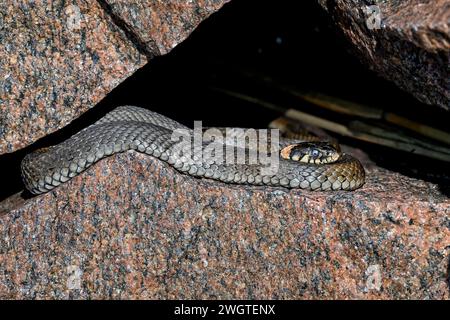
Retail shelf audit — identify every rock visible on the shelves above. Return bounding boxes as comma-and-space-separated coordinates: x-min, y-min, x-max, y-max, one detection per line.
0, 0, 230, 155
0, 148, 448, 299
318, 0, 450, 109
103, 0, 232, 55
0, 1, 146, 155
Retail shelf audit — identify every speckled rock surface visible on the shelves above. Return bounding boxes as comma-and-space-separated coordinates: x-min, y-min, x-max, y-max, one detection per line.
0, 148, 448, 299
318, 0, 450, 109
103, 0, 231, 55
0, 0, 146, 154
0, 0, 230, 155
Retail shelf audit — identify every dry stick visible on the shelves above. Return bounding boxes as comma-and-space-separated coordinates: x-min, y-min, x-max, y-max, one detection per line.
286, 89, 450, 146
284, 109, 353, 137
349, 121, 450, 155
211, 87, 350, 133
288, 112, 450, 162
236, 69, 383, 119
348, 122, 450, 162
294, 90, 450, 146
211, 87, 450, 162
236, 68, 450, 146
290, 114, 450, 162
286, 90, 383, 120
210, 87, 286, 113
384, 112, 450, 146
350, 132, 450, 162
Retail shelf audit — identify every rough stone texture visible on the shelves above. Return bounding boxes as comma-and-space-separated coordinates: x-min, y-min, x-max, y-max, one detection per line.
318, 0, 450, 109
104, 0, 231, 55
0, 147, 448, 299
0, 0, 230, 155
0, 0, 146, 154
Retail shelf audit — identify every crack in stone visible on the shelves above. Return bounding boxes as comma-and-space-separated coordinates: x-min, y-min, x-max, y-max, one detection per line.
96, 0, 161, 60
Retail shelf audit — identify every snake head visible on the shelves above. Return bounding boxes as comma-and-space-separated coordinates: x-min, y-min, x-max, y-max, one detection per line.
280, 142, 341, 164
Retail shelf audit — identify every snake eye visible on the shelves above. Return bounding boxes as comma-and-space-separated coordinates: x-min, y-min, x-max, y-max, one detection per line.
311, 149, 320, 158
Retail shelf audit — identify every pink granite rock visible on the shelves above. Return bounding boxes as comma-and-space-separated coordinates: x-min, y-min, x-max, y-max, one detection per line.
0, 0, 146, 154
0, 0, 230, 155
103, 0, 231, 55
318, 0, 450, 109
0, 147, 448, 299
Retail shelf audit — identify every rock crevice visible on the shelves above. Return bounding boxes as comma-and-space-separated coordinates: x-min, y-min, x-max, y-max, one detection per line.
96, 0, 162, 59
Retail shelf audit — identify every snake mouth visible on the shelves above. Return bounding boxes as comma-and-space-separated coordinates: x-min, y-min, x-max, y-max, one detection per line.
280, 142, 342, 164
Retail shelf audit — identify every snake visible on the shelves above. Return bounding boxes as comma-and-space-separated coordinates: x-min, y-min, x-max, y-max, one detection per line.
21, 105, 365, 195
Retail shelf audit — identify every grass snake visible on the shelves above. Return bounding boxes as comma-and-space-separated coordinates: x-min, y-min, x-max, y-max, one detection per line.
21, 105, 365, 195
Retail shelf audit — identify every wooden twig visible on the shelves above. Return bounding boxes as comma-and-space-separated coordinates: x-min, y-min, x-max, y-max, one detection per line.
211, 87, 450, 162
384, 112, 450, 146
286, 91, 383, 120
230, 68, 449, 146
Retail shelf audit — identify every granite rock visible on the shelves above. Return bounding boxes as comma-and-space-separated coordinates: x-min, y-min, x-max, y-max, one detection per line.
0, 0, 230, 155
318, 0, 450, 109
103, 0, 231, 55
0, 0, 146, 154
0, 148, 448, 299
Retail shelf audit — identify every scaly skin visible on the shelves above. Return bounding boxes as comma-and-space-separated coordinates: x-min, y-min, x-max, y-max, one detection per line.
21, 106, 365, 195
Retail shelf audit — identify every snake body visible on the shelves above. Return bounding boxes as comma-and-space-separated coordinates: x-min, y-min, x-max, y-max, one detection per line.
21, 106, 365, 195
